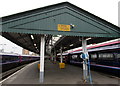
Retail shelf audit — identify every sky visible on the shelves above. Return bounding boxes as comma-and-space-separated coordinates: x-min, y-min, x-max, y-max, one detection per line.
0, 0, 120, 54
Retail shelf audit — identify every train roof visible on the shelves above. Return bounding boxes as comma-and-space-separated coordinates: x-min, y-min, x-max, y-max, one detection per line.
0, 53, 39, 57
57, 38, 120, 55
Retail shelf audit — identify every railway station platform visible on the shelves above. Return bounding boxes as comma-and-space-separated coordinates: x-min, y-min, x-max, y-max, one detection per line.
1, 60, 120, 85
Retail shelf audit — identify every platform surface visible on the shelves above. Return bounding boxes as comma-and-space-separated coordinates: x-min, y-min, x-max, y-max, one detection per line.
1, 60, 120, 84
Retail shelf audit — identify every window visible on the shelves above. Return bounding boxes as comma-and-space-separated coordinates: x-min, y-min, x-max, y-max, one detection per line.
72, 55, 78, 59
91, 54, 97, 59
98, 53, 114, 60
116, 53, 120, 59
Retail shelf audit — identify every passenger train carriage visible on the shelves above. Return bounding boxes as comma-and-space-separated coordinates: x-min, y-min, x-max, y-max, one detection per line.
57, 39, 120, 77
0, 53, 39, 72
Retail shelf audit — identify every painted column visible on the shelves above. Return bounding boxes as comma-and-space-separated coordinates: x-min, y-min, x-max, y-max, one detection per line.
60, 47, 63, 63
118, 1, 120, 27
40, 35, 45, 83
54, 48, 56, 62
82, 37, 88, 82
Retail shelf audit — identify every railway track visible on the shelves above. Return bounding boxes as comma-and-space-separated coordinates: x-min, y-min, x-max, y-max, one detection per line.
0, 64, 26, 80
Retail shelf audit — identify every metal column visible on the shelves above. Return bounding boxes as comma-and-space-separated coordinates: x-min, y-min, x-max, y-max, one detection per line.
82, 37, 88, 82
40, 35, 45, 83
54, 48, 56, 62
60, 47, 63, 63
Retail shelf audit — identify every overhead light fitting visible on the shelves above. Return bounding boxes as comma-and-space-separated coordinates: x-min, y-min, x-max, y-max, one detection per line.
70, 44, 73, 46
31, 35, 34, 39
34, 44, 36, 46
86, 37, 92, 40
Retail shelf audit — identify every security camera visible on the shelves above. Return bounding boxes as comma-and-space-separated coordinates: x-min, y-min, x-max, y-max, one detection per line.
70, 24, 75, 28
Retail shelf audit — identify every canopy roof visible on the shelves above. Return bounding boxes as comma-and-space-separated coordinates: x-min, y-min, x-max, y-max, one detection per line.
1, 2, 120, 37
0, 2, 120, 53
2, 33, 51, 54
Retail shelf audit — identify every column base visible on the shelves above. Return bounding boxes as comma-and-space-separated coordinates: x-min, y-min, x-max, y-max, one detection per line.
39, 71, 44, 83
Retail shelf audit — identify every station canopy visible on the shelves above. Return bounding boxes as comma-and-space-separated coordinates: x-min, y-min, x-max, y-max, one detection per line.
0, 2, 120, 54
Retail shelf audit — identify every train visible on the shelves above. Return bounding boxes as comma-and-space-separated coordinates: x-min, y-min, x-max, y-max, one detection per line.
0, 53, 40, 72
57, 39, 120, 77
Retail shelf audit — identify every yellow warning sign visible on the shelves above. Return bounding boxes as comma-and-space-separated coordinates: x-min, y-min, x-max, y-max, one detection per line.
58, 24, 71, 31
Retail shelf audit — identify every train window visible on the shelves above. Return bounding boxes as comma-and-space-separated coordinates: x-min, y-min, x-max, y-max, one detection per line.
99, 54, 103, 59
99, 53, 114, 60
72, 55, 78, 59
116, 54, 120, 58
91, 54, 97, 59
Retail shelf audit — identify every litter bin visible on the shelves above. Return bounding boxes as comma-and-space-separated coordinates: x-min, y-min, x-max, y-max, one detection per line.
59, 63, 65, 69
38, 64, 40, 69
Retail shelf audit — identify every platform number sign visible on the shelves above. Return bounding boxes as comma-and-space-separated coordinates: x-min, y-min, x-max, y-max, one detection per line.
58, 24, 71, 31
